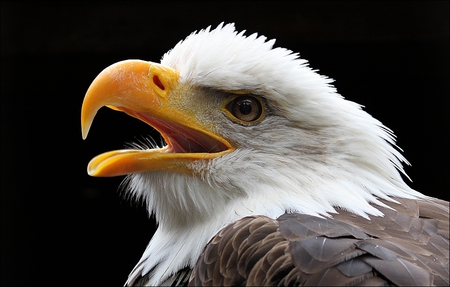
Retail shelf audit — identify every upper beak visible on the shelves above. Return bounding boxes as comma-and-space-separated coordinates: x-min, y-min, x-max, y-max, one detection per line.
81, 60, 232, 177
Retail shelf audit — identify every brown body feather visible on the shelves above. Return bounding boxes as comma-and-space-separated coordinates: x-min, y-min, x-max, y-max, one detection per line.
188, 197, 449, 286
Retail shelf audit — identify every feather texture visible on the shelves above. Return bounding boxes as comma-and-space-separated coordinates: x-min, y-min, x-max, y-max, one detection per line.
189, 197, 449, 286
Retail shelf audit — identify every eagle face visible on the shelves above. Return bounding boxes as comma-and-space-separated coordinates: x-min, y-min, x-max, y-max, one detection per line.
81, 23, 434, 285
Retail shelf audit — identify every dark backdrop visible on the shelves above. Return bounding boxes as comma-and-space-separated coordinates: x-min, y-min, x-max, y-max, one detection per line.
1, 1, 448, 286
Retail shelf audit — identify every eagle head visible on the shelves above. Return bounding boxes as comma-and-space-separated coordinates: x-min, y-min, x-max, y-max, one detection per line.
81, 23, 424, 285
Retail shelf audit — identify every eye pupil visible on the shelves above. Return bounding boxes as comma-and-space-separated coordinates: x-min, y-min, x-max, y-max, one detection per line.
226, 95, 263, 123
239, 100, 252, 115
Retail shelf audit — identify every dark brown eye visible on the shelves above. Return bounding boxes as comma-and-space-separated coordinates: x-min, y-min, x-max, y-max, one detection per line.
226, 96, 263, 122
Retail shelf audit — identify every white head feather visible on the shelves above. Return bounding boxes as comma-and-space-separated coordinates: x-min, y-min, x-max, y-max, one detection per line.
125, 23, 425, 286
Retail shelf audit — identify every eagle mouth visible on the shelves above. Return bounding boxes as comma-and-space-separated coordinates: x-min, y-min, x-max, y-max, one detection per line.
84, 109, 232, 177
84, 108, 232, 177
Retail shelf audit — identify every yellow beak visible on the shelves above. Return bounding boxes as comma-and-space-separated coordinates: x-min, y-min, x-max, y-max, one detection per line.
81, 60, 232, 177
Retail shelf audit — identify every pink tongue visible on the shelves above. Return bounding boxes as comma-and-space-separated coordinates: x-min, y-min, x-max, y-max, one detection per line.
136, 112, 228, 154
165, 127, 227, 153
167, 135, 205, 153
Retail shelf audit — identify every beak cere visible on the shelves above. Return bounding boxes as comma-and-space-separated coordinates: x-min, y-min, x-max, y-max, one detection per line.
81, 60, 232, 177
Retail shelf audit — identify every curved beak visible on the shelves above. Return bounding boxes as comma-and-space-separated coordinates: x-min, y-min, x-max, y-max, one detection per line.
81, 60, 232, 176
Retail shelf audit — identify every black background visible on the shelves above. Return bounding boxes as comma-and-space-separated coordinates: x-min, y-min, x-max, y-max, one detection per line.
1, 1, 448, 286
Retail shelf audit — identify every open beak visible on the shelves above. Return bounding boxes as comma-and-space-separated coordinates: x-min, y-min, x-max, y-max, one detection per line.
81, 60, 232, 176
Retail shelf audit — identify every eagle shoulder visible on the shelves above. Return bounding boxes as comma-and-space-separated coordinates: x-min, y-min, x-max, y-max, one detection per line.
189, 197, 449, 286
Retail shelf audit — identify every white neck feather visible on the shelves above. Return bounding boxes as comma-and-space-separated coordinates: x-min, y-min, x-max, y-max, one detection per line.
125, 142, 423, 286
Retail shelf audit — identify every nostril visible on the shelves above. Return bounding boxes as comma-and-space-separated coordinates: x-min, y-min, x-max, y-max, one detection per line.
153, 75, 165, 90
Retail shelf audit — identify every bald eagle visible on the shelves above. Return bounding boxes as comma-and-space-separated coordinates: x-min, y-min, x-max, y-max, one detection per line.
81, 23, 449, 286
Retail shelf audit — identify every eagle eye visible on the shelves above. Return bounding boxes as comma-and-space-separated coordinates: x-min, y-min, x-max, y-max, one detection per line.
226, 96, 263, 123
